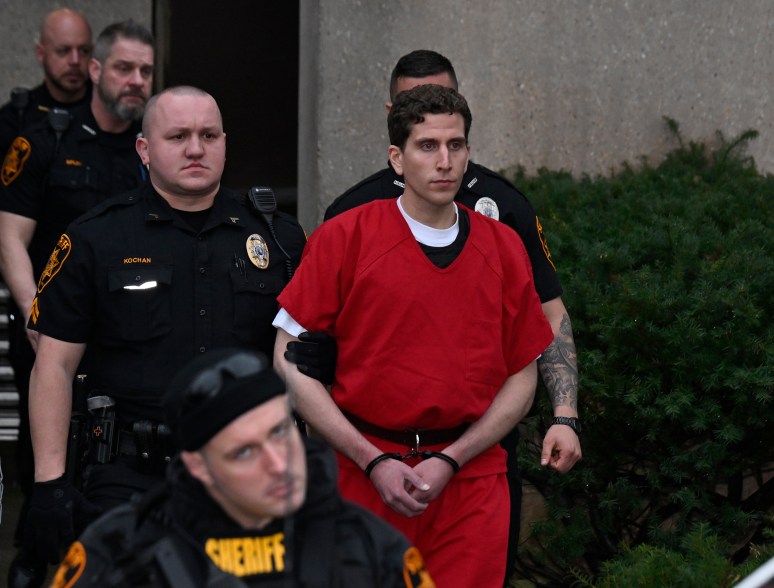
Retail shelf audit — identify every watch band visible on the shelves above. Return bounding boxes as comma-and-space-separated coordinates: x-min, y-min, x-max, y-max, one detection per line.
552, 416, 581, 435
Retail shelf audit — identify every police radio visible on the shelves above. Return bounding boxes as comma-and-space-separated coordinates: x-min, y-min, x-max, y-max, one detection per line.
10, 87, 30, 131
248, 185, 278, 217
247, 186, 295, 281
48, 107, 71, 155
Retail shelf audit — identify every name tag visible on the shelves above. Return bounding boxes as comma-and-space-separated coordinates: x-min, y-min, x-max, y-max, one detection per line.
123, 281, 158, 290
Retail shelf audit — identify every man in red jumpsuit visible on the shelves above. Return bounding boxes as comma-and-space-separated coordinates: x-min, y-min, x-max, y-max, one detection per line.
274, 84, 553, 587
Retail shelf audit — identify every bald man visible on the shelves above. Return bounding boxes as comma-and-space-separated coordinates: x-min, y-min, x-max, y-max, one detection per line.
21, 86, 307, 574
3, 19, 154, 587
0, 7, 93, 557
0, 8, 93, 155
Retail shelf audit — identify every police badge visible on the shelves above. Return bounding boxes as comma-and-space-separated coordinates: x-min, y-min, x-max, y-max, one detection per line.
474, 196, 499, 220
246, 234, 270, 269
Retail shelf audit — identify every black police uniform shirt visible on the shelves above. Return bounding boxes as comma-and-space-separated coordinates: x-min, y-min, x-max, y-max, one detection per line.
52, 438, 430, 587
0, 100, 144, 279
326, 161, 563, 303
0, 81, 92, 157
28, 183, 306, 424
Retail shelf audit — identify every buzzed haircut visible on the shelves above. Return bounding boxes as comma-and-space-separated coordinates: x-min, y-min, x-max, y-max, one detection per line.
389, 50, 458, 101
387, 84, 472, 150
142, 86, 220, 137
93, 19, 154, 64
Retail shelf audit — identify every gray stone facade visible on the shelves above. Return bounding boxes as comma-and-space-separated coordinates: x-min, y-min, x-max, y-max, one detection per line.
299, 0, 774, 229
2, 1, 772, 231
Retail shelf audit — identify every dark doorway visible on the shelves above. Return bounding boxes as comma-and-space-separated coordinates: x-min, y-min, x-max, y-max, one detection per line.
154, 1, 299, 214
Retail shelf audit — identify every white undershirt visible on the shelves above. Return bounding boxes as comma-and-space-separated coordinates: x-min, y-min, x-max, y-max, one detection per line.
397, 196, 459, 246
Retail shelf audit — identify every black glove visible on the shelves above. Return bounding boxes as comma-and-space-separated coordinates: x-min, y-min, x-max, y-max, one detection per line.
7, 549, 47, 588
23, 475, 102, 565
285, 331, 338, 385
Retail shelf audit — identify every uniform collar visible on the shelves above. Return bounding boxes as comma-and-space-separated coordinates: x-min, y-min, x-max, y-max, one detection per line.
66, 102, 142, 144
206, 187, 248, 229
385, 159, 480, 194
140, 184, 248, 230
31, 80, 92, 111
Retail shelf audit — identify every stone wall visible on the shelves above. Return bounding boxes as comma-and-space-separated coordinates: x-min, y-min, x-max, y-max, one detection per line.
2, 1, 772, 232
298, 0, 774, 230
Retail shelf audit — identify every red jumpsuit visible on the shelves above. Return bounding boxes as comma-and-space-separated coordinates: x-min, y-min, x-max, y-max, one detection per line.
278, 200, 553, 587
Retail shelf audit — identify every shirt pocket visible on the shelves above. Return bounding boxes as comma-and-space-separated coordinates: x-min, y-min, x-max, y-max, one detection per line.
105, 264, 173, 342
464, 318, 508, 386
47, 163, 99, 191
229, 269, 285, 345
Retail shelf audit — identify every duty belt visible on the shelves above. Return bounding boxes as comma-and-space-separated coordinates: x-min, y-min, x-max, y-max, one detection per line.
342, 410, 468, 448
116, 429, 138, 456
96, 420, 174, 475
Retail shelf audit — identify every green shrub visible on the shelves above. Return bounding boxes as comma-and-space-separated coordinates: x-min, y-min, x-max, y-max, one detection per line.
572, 525, 750, 588
512, 120, 774, 586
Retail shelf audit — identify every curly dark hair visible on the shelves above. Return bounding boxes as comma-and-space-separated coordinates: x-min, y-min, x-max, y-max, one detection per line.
387, 84, 472, 150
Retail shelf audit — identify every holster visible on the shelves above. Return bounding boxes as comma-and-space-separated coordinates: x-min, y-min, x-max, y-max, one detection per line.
87, 395, 117, 465
85, 393, 174, 474
65, 375, 91, 487
131, 420, 174, 475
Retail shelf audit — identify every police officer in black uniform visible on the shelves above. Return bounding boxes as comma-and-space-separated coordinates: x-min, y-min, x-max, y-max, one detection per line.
0, 7, 92, 523
25, 87, 310, 579
51, 348, 433, 587
306, 50, 582, 585
1, 23, 154, 582
0, 8, 93, 156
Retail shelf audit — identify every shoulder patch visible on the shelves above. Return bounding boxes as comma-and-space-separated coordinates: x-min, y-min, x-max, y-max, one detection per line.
463, 162, 523, 198
536, 216, 557, 270
1, 136, 32, 186
52, 541, 87, 588
325, 166, 401, 220
343, 167, 394, 196
402, 546, 436, 587
37, 233, 72, 294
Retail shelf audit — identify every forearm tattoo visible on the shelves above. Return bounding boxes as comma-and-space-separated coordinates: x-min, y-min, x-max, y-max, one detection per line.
537, 314, 578, 411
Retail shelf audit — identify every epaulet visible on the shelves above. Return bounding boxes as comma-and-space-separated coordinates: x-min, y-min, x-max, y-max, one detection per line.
325, 167, 399, 220
462, 162, 527, 199
73, 191, 142, 225
55, 102, 97, 138
341, 167, 395, 196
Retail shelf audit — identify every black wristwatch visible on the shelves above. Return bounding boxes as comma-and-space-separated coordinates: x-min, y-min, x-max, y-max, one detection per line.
552, 416, 582, 435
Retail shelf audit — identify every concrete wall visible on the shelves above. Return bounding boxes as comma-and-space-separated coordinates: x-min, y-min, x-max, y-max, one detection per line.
3, 1, 772, 232
0, 0, 152, 101
298, 0, 774, 230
